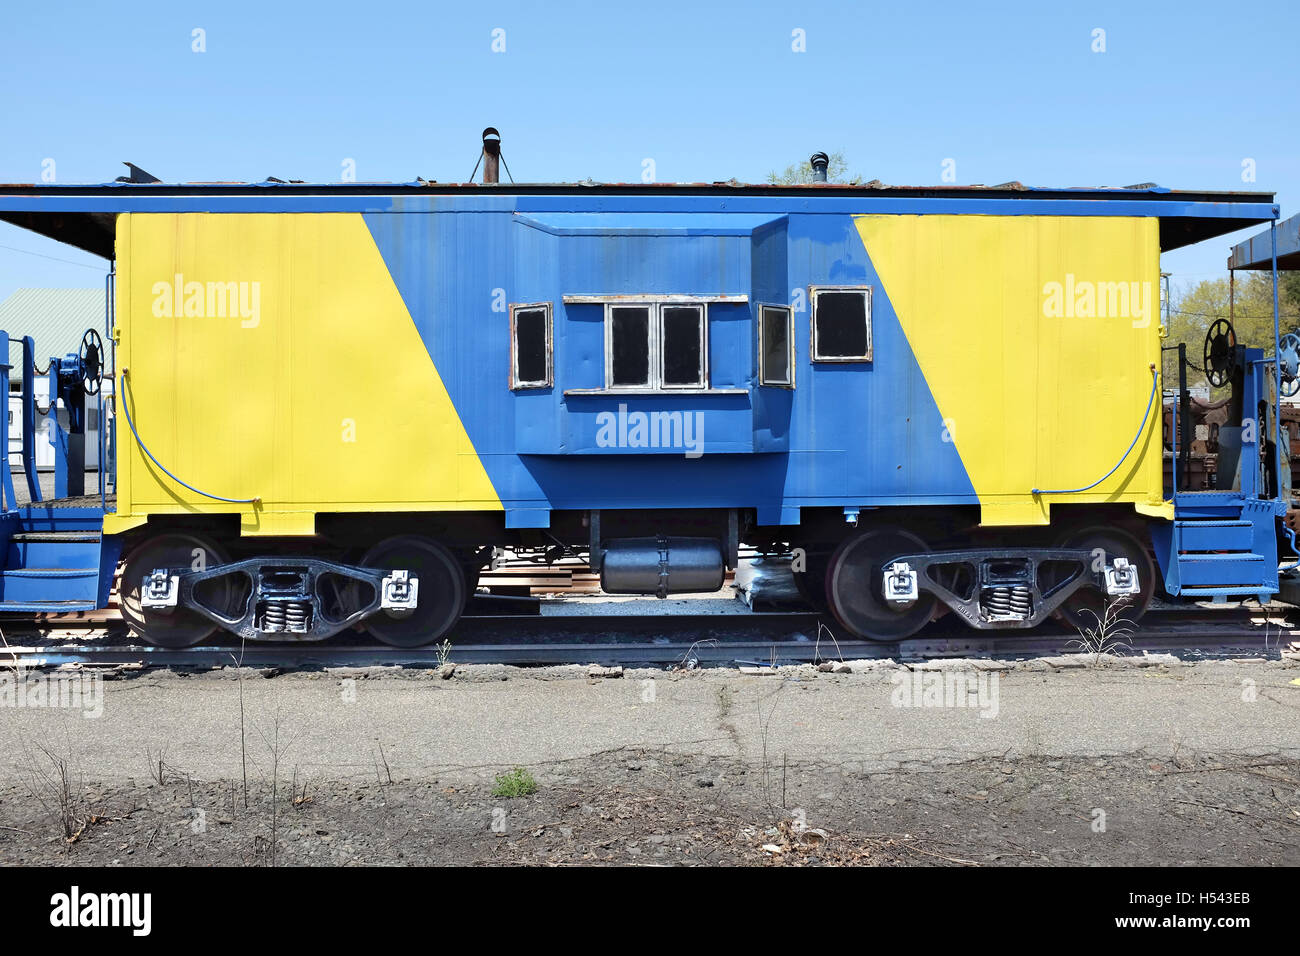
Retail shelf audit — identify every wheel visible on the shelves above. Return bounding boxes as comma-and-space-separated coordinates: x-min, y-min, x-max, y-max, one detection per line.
1053, 524, 1154, 631
826, 527, 935, 641
120, 533, 234, 648
1204, 319, 1236, 388
79, 328, 104, 395
361, 536, 466, 648
791, 548, 831, 613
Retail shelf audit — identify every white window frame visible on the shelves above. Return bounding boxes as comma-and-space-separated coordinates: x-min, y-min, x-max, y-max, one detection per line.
757, 304, 795, 387
603, 301, 709, 391
810, 285, 872, 363
509, 302, 553, 389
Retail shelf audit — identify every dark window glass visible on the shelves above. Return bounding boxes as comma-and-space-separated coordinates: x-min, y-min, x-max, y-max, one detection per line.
814, 291, 869, 359
761, 307, 791, 385
611, 307, 650, 386
514, 309, 548, 385
661, 306, 703, 386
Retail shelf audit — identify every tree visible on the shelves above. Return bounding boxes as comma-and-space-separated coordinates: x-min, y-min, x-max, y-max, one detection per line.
1164, 272, 1300, 392
766, 151, 862, 186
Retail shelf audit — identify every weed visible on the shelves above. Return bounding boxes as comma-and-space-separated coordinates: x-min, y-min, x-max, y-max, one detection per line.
491, 767, 538, 798
1067, 596, 1135, 665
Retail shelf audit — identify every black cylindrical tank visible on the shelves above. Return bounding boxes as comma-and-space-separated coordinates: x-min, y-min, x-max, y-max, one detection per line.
600, 536, 725, 598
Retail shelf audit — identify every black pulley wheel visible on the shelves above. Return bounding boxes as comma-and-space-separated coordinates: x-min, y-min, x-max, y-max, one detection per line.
80, 328, 104, 395
1203, 319, 1236, 388
826, 528, 935, 641
362, 536, 465, 648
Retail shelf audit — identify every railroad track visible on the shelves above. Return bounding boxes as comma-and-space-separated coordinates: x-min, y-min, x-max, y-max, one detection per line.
1, 606, 1295, 669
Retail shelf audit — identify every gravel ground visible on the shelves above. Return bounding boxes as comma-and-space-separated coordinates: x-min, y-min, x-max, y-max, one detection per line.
1, 749, 1296, 866
1, 656, 1298, 865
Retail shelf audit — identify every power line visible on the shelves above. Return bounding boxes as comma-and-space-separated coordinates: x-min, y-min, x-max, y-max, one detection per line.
0, 242, 106, 271
1169, 307, 1300, 321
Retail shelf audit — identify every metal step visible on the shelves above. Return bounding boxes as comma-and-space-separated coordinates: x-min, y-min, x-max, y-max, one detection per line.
9, 533, 102, 543
1175, 551, 1268, 588
1174, 519, 1253, 552
0, 600, 97, 612
1178, 584, 1278, 595
3, 567, 99, 578
0, 566, 99, 603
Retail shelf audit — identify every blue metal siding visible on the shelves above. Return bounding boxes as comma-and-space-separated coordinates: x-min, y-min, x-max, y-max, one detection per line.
364, 200, 977, 525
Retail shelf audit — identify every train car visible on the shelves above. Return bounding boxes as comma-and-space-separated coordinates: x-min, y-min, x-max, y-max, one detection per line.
0, 137, 1289, 647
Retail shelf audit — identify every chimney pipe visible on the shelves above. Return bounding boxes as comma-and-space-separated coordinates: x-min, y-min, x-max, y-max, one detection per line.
481, 127, 501, 184
810, 151, 829, 184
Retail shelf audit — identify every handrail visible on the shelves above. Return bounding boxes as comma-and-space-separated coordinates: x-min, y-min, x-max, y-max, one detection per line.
20, 335, 40, 503
118, 369, 260, 505
1032, 365, 1159, 496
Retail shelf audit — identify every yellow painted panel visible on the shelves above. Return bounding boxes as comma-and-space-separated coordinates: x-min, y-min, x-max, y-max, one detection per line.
108, 212, 501, 536
855, 215, 1164, 526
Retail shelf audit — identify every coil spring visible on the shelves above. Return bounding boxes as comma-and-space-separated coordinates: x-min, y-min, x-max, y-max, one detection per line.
983, 586, 1032, 618
261, 601, 310, 633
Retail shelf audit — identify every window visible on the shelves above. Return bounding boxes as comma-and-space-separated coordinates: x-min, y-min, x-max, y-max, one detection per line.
605, 302, 707, 390
610, 306, 650, 387
811, 286, 872, 362
510, 303, 552, 389
759, 305, 793, 386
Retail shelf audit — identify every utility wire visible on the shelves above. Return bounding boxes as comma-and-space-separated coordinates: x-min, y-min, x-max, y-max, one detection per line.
1170, 307, 1300, 321
0, 242, 106, 271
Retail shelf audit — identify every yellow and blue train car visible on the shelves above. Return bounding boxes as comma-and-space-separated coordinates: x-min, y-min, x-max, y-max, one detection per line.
0, 154, 1288, 646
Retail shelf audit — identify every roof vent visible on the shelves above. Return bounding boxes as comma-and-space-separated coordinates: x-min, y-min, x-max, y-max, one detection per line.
810, 152, 829, 184
481, 128, 501, 184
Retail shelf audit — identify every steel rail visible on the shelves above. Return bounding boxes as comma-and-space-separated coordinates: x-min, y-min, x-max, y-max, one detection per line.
1, 612, 1291, 668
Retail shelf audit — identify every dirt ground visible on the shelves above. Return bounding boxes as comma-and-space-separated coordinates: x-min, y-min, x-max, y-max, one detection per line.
3, 747, 1298, 866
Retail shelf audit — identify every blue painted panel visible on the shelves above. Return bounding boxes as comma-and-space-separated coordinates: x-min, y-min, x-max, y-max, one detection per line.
364, 202, 976, 521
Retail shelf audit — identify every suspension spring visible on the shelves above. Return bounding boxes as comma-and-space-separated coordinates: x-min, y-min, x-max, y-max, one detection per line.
261, 602, 286, 632
982, 586, 1032, 619
260, 601, 311, 633
284, 602, 309, 632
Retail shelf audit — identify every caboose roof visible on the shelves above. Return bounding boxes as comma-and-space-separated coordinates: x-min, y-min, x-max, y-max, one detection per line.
0, 178, 1278, 260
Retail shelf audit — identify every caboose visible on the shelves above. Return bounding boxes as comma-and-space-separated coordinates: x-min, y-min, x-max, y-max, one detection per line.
0, 138, 1289, 647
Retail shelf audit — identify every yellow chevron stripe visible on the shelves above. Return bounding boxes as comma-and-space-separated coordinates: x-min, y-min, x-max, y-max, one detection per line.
105, 212, 501, 536
855, 214, 1170, 526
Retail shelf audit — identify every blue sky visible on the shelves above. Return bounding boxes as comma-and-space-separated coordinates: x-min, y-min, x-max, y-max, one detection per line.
1, 0, 1295, 302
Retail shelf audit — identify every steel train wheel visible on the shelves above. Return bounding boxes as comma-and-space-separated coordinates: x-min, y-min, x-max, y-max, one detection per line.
361, 536, 466, 648
826, 528, 935, 641
119, 533, 234, 648
791, 549, 832, 613
1053, 525, 1154, 632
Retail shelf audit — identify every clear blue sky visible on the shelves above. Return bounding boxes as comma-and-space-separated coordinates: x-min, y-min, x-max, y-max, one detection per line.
1, 0, 1295, 303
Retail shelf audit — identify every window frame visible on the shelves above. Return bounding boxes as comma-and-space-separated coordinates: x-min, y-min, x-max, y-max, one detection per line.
602, 300, 709, 391
509, 301, 553, 390
809, 285, 873, 363
657, 303, 707, 390
757, 304, 795, 388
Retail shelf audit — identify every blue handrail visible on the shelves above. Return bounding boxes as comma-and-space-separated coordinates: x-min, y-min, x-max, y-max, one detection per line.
1032, 365, 1159, 496
20, 335, 40, 503
118, 369, 260, 505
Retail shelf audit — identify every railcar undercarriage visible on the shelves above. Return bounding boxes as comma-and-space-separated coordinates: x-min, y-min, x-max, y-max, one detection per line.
114, 508, 1161, 648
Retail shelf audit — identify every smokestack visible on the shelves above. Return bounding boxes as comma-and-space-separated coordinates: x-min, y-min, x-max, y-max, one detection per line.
810, 151, 829, 184
482, 127, 501, 184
